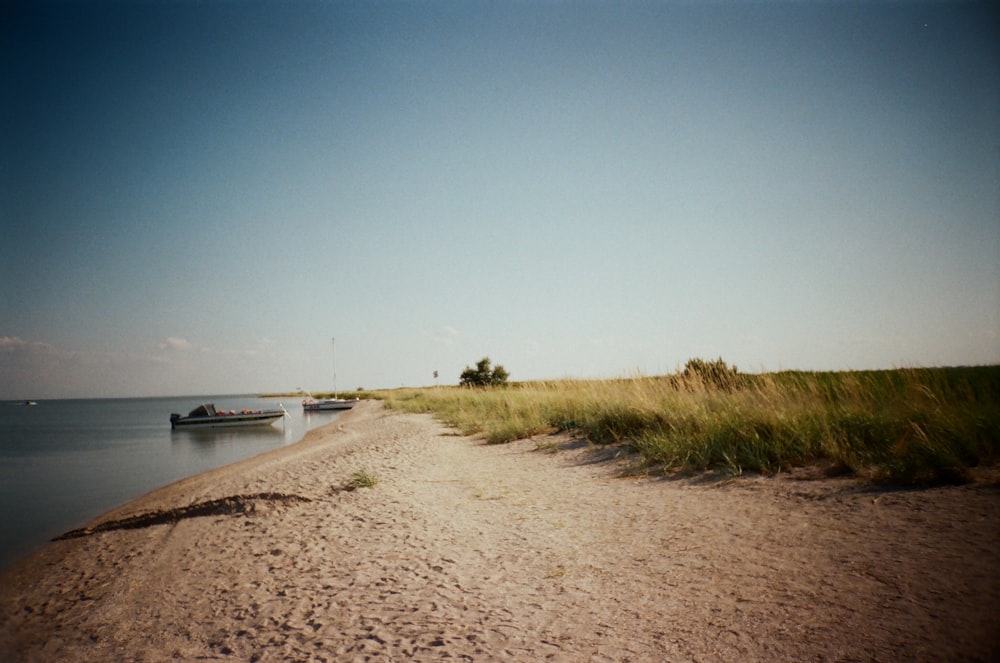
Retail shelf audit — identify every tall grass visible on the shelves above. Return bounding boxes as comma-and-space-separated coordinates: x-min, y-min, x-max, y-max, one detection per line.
375, 367, 1000, 485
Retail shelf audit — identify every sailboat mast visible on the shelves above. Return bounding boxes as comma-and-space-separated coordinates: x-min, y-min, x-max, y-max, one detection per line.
331, 336, 337, 399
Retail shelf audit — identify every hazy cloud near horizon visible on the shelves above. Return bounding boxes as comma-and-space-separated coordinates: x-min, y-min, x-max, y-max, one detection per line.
2, 1, 998, 399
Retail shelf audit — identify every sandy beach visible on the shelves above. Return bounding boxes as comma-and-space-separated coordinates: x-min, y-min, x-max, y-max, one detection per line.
1, 400, 997, 662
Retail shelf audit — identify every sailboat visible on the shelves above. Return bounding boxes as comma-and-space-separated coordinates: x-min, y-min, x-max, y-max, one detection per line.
302, 337, 358, 412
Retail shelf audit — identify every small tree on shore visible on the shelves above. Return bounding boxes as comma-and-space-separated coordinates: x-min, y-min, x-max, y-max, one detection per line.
460, 357, 509, 387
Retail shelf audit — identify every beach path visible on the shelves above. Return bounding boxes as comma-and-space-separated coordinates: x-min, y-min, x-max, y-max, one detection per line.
1, 400, 998, 662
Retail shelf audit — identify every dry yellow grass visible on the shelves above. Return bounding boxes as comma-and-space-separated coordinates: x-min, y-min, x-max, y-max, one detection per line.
375, 366, 1000, 484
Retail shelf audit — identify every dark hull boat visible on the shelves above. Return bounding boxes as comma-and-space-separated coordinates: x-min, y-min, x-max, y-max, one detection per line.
170, 403, 285, 429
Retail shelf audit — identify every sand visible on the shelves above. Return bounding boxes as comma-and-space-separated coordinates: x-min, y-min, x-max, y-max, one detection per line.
1, 400, 997, 662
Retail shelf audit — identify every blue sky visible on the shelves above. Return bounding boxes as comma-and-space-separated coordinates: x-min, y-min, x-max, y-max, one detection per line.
3, 1, 998, 399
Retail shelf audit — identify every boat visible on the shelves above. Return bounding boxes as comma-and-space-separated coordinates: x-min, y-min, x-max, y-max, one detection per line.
301, 337, 358, 412
301, 394, 358, 411
170, 403, 286, 429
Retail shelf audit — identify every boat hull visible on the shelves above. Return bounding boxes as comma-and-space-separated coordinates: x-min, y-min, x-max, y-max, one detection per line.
170, 406, 285, 429
302, 399, 357, 412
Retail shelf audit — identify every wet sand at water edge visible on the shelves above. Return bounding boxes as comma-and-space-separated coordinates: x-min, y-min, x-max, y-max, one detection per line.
1, 400, 997, 662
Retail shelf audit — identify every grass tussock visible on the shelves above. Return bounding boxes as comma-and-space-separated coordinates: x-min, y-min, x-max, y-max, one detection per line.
335, 469, 379, 492
374, 366, 1000, 485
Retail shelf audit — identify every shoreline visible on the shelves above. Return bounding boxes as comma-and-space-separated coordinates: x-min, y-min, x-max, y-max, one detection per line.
80, 403, 370, 526
0, 395, 331, 572
2, 400, 998, 661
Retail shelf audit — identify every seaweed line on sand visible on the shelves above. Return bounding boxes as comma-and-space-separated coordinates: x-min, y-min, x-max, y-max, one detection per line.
53, 492, 312, 540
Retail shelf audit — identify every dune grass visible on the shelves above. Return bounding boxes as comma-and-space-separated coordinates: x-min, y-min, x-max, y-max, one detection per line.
333, 469, 379, 493
374, 366, 1000, 485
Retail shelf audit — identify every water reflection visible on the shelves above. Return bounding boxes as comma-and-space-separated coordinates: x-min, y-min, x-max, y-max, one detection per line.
302, 410, 347, 422
171, 425, 286, 447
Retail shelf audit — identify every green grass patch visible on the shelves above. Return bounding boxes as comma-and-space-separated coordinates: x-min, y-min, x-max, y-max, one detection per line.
336, 469, 379, 492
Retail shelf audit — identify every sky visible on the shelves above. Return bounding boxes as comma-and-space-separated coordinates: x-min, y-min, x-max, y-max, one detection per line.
2, 1, 998, 399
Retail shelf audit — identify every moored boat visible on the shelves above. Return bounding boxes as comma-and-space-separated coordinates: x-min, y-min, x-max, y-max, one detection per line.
301, 337, 358, 412
169, 403, 285, 429
301, 396, 358, 411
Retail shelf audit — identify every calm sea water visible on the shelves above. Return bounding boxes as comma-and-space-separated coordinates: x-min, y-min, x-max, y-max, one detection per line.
0, 395, 344, 571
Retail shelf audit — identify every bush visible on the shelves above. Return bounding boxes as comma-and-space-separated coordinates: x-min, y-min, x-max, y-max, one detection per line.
460, 357, 510, 387
683, 357, 742, 391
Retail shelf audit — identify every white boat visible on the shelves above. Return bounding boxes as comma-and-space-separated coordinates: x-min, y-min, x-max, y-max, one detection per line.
170, 403, 285, 429
301, 395, 358, 411
301, 337, 358, 412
